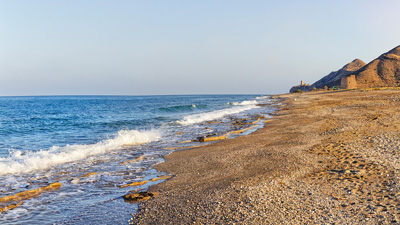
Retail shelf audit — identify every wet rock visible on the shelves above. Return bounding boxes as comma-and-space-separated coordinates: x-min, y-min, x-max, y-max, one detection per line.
123, 191, 158, 203
0, 201, 23, 213
120, 180, 148, 188
197, 136, 227, 142
150, 175, 172, 182
226, 125, 258, 135
0, 182, 61, 203
120, 154, 145, 165
42, 182, 62, 191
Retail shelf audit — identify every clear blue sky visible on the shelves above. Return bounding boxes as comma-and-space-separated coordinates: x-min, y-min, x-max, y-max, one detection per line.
1, 0, 400, 96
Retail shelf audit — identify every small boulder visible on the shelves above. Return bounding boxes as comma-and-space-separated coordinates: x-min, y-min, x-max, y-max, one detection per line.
123, 191, 158, 203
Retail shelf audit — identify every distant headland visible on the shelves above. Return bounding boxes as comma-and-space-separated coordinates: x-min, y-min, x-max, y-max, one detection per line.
290, 45, 400, 93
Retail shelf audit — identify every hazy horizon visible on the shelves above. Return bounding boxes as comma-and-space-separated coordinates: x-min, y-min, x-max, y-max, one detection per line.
1, 0, 400, 96
0, 93, 267, 97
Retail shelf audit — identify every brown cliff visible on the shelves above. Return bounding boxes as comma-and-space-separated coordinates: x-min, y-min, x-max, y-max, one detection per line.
354, 45, 400, 88
289, 59, 366, 93
310, 59, 366, 89
289, 45, 400, 93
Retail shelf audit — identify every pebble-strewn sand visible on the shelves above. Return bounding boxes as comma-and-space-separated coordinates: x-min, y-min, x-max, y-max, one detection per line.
132, 89, 400, 224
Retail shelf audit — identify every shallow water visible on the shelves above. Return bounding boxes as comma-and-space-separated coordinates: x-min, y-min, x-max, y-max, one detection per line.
0, 95, 275, 224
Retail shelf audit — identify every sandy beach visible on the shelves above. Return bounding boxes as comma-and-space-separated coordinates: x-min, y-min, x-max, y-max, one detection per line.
132, 89, 400, 224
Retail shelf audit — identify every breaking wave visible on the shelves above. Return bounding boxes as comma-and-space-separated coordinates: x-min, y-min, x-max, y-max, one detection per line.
177, 104, 259, 125
0, 129, 161, 175
227, 100, 258, 106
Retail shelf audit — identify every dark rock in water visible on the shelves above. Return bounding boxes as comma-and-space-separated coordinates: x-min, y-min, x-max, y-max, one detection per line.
123, 191, 158, 203
195, 136, 206, 142
0, 201, 23, 212
196, 135, 227, 142
150, 175, 172, 182
119, 180, 148, 188
0, 182, 62, 203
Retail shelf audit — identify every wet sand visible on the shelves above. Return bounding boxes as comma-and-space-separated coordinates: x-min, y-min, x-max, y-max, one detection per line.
132, 89, 400, 224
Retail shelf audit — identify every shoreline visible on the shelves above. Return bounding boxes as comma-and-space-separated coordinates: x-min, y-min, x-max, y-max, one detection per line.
0, 95, 270, 224
132, 89, 400, 224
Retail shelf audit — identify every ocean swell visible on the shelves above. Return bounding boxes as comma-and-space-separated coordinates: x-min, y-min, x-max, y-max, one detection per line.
0, 129, 161, 175
159, 104, 206, 112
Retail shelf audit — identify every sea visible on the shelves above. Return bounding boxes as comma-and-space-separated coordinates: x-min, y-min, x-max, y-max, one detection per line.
0, 94, 277, 224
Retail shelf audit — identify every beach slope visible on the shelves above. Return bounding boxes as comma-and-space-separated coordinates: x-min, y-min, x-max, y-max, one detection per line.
133, 89, 400, 224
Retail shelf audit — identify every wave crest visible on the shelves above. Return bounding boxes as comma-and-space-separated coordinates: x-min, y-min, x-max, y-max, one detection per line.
227, 100, 258, 106
177, 105, 258, 125
0, 129, 161, 175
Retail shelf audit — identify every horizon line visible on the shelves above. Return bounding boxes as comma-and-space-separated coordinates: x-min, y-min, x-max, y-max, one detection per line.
0, 93, 273, 98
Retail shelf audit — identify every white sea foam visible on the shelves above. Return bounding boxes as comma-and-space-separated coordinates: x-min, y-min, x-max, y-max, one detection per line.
228, 100, 258, 106
238, 100, 258, 105
177, 104, 259, 125
0, 129, 161, 175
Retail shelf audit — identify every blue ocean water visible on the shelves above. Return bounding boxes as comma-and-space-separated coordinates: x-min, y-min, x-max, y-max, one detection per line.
0, 95, 275, 224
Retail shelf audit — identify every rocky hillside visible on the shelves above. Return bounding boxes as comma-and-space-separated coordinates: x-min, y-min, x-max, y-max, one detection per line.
289, 59, 366, 93
311, 59, 366, 89
289, 45, 400, 93
354, 45, 400, 88
289, 84, 312, 93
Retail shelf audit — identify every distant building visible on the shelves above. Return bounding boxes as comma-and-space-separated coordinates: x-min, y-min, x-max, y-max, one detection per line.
341, 75, 357, 89
289, 80, 311, 93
